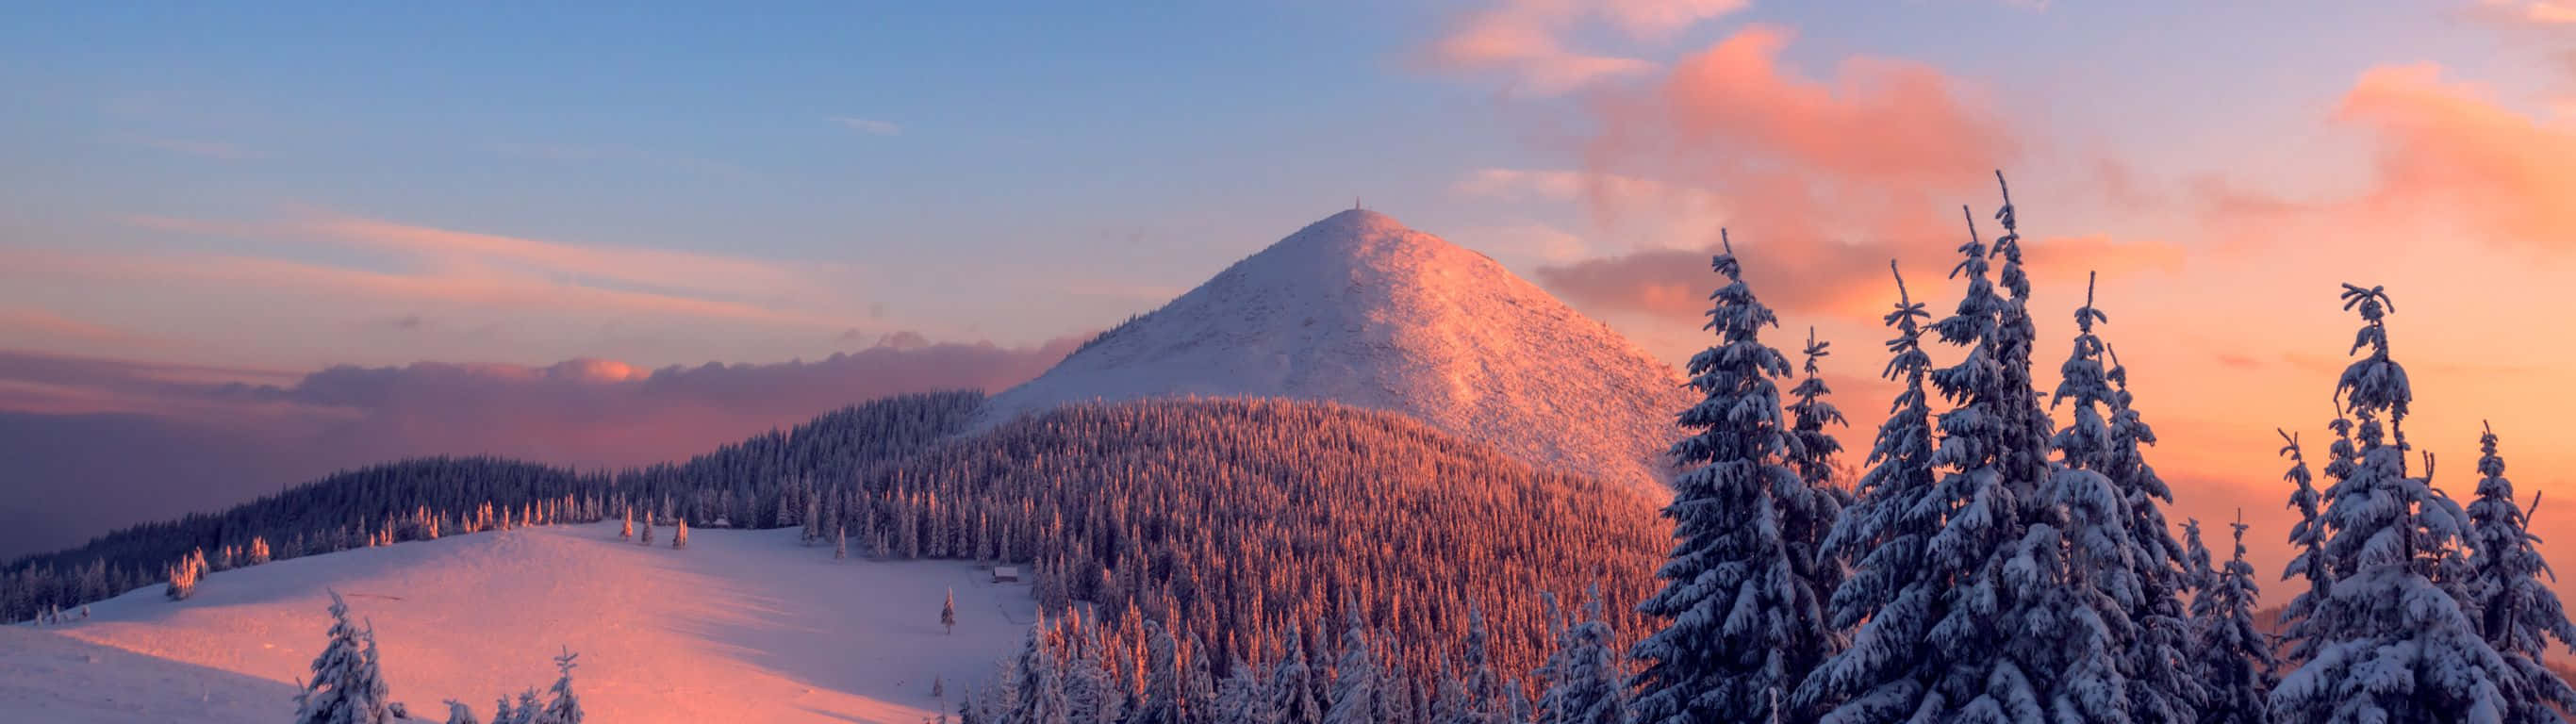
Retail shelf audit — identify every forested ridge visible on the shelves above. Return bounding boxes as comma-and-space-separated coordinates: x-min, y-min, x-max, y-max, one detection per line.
3, 391, 1670, 703
0, 389, 987, 620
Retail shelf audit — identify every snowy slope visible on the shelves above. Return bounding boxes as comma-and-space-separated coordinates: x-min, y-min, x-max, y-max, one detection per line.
0, 523, 1031, 724
980, 208, 1693, 487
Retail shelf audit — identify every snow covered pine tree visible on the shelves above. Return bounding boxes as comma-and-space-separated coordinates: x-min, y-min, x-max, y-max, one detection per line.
2463, 422, 2576, 721
1540, 585, 1627, 724
1631, 230, 1841, 724
2272, 284, 2517, 723
294, 589, 393, 724
2187, 515, 2277, 724
1798, 261, 1942, 722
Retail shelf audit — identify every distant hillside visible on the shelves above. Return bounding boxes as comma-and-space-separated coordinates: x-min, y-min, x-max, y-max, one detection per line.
980, 209, 1693, 488
869, 397, 1666, 684
5, 394, 1666, 698
2, 390, 986, 620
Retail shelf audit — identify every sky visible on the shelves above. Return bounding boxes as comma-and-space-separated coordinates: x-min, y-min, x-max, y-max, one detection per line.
4, 0, 2575, 603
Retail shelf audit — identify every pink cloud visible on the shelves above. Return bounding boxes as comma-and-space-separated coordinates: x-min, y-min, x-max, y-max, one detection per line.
2332, 64, 2576, 253
1527, 25, 2044, 321
1420, 0, 1747, 95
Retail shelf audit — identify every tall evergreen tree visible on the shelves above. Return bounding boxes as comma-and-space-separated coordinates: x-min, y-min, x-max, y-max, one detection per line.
1020, 617, 1075, 724
2463, 422, 2576, 722
945, 588, 959, 634
1071, 625, 1124, 724
1133, 621, 1183, 724
1630, 231, 1835, 724
2101, 342, 2200, 720
1787, 326, 1852, 496
1185, 636, 1218, 724
1787, 326, 1856, 652
294, 590, 393, 724
2271, 284, 2513, 723
1272, 623, 1323, 724
1460, 607, 1511, 724
1798, 261, 1942, 722
2276, 427, 2330, 667
2188, 517, 2276, 724
1214, 656, 1266, 724
1540, 585, 1627, 724
1324, 625, 1376, 724
2032, 272, 2143, 723
1808, 189, 2056, 722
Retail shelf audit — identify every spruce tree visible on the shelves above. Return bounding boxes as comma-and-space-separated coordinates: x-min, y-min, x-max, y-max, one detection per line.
1434, 662, 1471, 724
508, 690, 542, 724
1019, 616, 1074, 724
672, 518, 688, 550
2188, 517, 2276, 724
1324, 625, 1376, 724
1184, 632, 1219, 724
2101, 343, 2199, 720
1787, 327, 1854, 503
1798, 261, 1941, 721
1461, 608, 1509, 724
945, 588, 958, 634
2033, 272, 2148, 722
619, 509, 632, 540
166, 548, 206, 601
1272, 623, 1323, 724
537, 647, 583, 724
1541, 585, 1627, 724
443, 699, 480, 724
1630, 231, 1834, 724
2271, 284, 2513, 723
1133, 621, 1183, 724
1214, 655, 1265, 724
1070, 625, 1123, 724
2463, 422, 2576, 722
2276, 428, 2330, 667
1897, 195, 2049, 721
294, 589, 393, 724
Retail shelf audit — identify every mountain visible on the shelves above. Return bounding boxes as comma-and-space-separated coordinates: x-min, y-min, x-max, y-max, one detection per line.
979, 208, 1693, 487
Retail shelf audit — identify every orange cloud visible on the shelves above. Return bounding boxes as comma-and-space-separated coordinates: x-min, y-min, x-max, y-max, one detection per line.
2023, 235, 2186, 282
2479, 0, 2576, 24
2334, 64, 2576, 253
1530, 25, 2040, 321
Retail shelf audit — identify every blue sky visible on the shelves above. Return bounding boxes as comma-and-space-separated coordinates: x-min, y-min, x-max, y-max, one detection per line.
0, 4, 2548, 352
8, 0, 2545, 369
6, 0, 2576, 596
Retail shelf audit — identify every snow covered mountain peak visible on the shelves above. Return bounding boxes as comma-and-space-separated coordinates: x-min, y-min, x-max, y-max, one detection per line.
980, 208, 1693, 489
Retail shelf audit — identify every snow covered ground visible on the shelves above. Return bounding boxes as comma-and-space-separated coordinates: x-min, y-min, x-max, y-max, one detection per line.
0, 522, 1032, 723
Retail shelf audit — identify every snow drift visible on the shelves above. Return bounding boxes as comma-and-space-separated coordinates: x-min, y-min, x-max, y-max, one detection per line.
1, 522, 1031, 724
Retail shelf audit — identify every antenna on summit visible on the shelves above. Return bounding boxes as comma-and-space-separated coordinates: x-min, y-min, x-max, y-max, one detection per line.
1354, 196, 1362, 210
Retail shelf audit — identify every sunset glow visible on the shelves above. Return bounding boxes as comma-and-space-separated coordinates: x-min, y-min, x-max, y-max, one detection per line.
3, 3, 2572, 721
